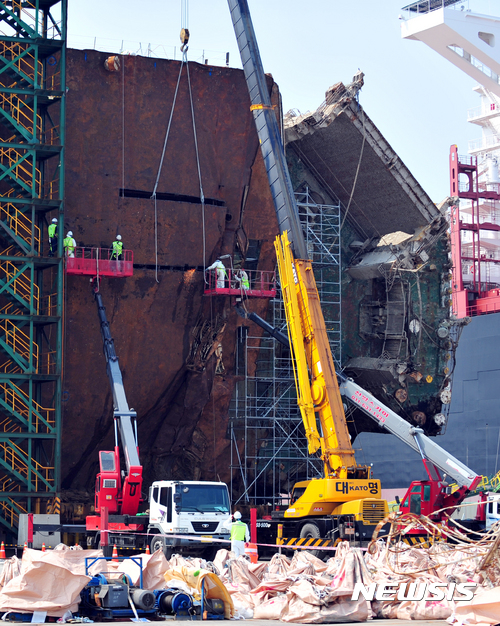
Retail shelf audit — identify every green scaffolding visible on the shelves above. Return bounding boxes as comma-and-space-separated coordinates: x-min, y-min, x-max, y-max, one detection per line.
0, 0, 66, 542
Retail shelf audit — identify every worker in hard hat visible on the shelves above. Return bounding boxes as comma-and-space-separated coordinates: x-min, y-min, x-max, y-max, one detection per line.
111, 234, 123, 261
63, 231, 76, 258
222, 511, 249, 557
48, 217, 58, 257
235, 269, 250, 291
206, 258, 227, 289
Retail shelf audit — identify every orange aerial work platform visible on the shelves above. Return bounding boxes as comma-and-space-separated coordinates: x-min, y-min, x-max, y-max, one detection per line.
204, 268, 276, 298
65, 247, 133, 278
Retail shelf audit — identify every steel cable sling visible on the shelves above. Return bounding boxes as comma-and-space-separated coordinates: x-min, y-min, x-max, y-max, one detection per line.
151, 27, 206, 283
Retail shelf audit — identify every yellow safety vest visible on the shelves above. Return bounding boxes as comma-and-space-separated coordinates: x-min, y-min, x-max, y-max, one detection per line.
112, 240, 123, 257
230, 520, 247, 541
63, 237, 75, 254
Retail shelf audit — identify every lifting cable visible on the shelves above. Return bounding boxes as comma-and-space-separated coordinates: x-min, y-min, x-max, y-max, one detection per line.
151, 3, 206, 283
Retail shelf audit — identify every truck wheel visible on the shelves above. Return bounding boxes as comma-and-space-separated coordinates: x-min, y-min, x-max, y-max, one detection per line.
150, 535, 173, 560
300, 523, 321, 558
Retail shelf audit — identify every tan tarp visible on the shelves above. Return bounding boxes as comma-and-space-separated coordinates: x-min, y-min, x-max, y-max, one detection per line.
0, 549, 104, 617
453, 586, 500, 625
116, 548, 170, 589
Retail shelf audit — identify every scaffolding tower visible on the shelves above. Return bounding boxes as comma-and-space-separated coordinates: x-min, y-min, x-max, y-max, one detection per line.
0, 0, 66, 541
229, 191, 341, 506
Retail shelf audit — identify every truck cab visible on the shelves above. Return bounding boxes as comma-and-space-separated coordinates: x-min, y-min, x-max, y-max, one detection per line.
486, 493, 500, 529
148, 480, 231, 558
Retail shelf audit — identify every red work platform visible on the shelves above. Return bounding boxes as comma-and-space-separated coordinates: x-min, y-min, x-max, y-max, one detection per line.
65, 247, 133, 278
204, 268, 276, 298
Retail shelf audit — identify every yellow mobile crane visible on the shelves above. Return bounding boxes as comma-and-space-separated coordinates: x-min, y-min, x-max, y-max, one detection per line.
274, 231, 388, 543
228, 0, 388, 546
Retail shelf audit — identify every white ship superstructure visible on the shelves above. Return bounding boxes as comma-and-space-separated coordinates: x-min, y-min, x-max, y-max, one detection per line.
401, 0, 500, 292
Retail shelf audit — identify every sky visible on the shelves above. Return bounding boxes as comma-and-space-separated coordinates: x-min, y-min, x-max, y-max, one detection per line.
66, 0, 488, 203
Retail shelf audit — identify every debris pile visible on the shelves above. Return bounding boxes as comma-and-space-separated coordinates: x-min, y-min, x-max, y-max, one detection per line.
0, 524, 498, 623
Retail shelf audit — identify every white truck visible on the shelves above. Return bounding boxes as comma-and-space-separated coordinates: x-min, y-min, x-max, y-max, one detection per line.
148, 480, 231, 559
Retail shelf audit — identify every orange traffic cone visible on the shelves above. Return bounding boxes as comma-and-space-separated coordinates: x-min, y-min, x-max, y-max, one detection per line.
0, 541, 6, 559
244, 542, 258, 564
23, 541, 27, 553
41, 542, 46, 552
145, 544, 150, 555
112, 544, 119, 562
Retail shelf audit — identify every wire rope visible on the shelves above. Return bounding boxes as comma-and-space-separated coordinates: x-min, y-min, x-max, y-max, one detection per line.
340, 106, 366, 233
185, 57, 206, 271
151, 58, 185, 283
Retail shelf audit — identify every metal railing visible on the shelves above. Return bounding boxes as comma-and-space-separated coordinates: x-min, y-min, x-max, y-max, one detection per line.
65, 247, 134, 278
0, 259, 39, 310
468, 103, 499, 120
204, 267, 276, 296
0, 92, 42, 139
0, 381, 55, 430
39, 293, 58, 317
0, 40, 43, 84
0, 202, 40, 250
0, 439, 54, 490
0, 145, 41, 193
469, 135, 500, 152
0, 318, 38, 369
0, 498, 26, 528
402, 0, 474, 18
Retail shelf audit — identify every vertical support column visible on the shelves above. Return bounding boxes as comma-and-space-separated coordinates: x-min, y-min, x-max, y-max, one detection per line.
0, 0, 66, 542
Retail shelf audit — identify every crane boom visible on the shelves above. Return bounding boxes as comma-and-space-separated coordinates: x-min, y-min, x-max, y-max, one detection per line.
276, 231, 356, 475
339, 375, 481, 490
228, 0, 365, 482
227, 0, 307, 260
94, 288, 140, 472
93, 284, 142, 516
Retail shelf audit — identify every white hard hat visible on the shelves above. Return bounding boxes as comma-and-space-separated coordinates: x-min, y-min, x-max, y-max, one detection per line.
67, 231, 73, 236
51, 218, 57, 223
233, 511, 242, 519
116, 234, 122, 240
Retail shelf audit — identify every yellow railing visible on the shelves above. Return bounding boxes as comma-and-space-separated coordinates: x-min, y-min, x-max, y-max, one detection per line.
2, 0, 43, 38
39, 351, 57, 375
0, 318, 39, 369
0, 145, 41, 193
0, 90, 42, 139
0, 359, 22, 374
42, 176, 59, 200
0, 244, 23, 257
0, 381, 54, 430
490, 471, 500, 491
0, 473, 22, 492
0, 415, 21, 433
0, 40, 43, 84
0, 259, 40, 310
0, 439, 54, 490
450, 469, 500, 494
44, 71, 61, 93
40, 293, 57, 317
0, 202, 40, 250
0, 497, 26, 528
41, 123, 60, 146
0, 301, 22, 315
